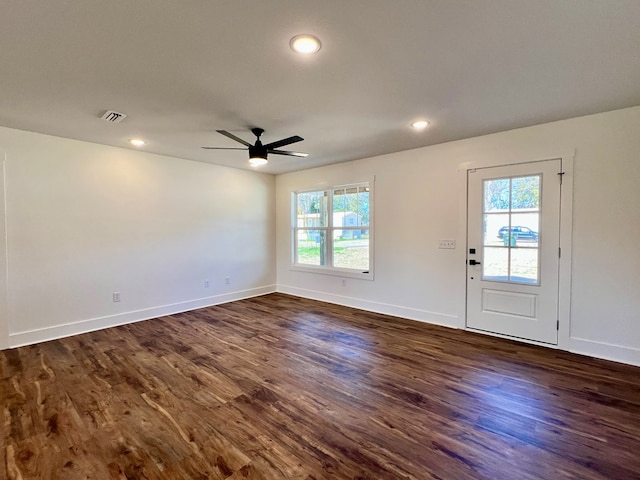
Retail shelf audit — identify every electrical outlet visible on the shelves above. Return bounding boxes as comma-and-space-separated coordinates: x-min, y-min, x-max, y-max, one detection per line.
204, 279, 210, 288
439, 239, 456, 249
113, 292, 121, 302
225, 276, 231, 285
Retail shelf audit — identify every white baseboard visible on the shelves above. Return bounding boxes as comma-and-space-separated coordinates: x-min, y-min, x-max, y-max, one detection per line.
8, 285, 276, 348
277, 284, 461, 329
568, 336, 640, 367
278, 286, 640, 368
10, 285, 638, 369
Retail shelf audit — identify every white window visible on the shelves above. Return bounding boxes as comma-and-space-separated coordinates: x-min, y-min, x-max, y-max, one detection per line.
292, 181, 373, 278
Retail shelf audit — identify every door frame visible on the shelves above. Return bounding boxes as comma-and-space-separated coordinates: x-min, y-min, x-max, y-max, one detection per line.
0, 152, 8, 350
457, 150, 574, 350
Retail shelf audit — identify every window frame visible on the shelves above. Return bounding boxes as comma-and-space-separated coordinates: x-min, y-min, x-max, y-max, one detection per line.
291, 179, 374, 280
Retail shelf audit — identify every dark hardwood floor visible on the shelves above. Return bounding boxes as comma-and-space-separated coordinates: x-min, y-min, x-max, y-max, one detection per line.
2, 293, 640, 479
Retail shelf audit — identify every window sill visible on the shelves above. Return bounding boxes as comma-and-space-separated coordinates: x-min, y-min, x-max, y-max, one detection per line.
290, 264, 374, 281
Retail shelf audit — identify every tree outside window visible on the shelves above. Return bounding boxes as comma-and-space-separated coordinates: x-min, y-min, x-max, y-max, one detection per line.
293, 182, 372, 275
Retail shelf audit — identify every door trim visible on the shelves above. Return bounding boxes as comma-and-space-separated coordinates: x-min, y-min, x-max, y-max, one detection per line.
458, 150, 574, 350
0, 152, 8, 350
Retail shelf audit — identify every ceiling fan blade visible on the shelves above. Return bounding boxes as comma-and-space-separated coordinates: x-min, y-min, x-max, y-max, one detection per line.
268, 149, 309, 157
216, 130, 253, 147
264, 135, 304, 150
201, 146, 247, 150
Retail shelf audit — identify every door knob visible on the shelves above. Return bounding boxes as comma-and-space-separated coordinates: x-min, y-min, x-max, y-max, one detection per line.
469, 259, 481, 265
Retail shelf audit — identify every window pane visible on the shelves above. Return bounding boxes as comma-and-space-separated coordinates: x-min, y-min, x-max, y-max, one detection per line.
511, 212, 539, 247
483, 247, 509, 281
333, 186, 369, 227
333, 229, 369, 270
296, 230, 327, 266
484, 213, 510, 246
484, 178, 510, 212
358, 188, 370, 226
297, 191, 327, 227
511, 175, 540, 210
510, 248, 539, 284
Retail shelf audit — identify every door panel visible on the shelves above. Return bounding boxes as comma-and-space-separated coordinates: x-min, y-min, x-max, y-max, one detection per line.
466, 159, 561, 344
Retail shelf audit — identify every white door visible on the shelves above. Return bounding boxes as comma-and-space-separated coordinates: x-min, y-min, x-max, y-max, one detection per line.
466, 159, 562, 344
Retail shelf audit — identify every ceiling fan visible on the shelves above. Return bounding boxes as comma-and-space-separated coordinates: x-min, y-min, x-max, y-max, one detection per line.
202, 128, 308, 166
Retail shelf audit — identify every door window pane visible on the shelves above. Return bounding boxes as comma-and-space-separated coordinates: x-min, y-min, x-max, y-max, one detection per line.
484, 213, 510, 246
481, 174, 541, 285
484, 178, 511, 211
511, 212, 539, 247
511, 176, 540, 210
510, 248, 539, 284
483, 247, 509, 281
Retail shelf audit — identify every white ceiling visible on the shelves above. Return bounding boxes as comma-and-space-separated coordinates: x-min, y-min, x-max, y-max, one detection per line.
2, 1, 640, 174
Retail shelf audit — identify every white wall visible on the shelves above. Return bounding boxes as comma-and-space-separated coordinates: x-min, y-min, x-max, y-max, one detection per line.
276, 106, 640, 366
0, 127, 276, 348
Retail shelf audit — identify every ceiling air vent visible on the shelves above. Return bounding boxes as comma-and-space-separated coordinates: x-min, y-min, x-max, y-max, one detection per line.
100, 110, 127, 123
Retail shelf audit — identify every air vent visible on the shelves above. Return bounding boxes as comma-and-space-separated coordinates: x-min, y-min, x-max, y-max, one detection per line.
100, 110, 127, 123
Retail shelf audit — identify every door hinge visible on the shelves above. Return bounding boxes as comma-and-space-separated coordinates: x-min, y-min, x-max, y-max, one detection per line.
557, 320, 560, 330
558, 171, 565, 184
559, 247, 561, 258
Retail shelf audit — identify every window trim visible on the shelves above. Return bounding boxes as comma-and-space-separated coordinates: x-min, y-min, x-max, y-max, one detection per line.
290, 178, 374, 280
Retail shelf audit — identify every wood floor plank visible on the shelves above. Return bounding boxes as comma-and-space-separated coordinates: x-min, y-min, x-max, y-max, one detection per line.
2, 293, 640, 479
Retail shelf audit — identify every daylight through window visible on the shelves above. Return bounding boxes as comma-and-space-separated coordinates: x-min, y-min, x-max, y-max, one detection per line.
482, 175, 541, 284
293, 182, 372, 276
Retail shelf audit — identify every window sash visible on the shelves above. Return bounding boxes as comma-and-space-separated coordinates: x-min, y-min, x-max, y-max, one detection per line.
292, 182, 372, 276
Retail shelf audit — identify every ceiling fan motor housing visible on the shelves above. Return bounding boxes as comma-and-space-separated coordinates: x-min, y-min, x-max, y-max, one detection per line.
249, 128, 267, 159
249, 143, 268, 159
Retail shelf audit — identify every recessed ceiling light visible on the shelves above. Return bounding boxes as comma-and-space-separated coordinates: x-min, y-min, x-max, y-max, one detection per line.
249, 158, 268, 167
290, 34, 322, 55
411, 120, 430, 130
129, 138, 145, 147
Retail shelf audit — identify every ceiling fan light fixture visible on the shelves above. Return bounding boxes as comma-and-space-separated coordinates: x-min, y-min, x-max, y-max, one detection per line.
249, 157, 268, 167
290, 34, 322, 54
